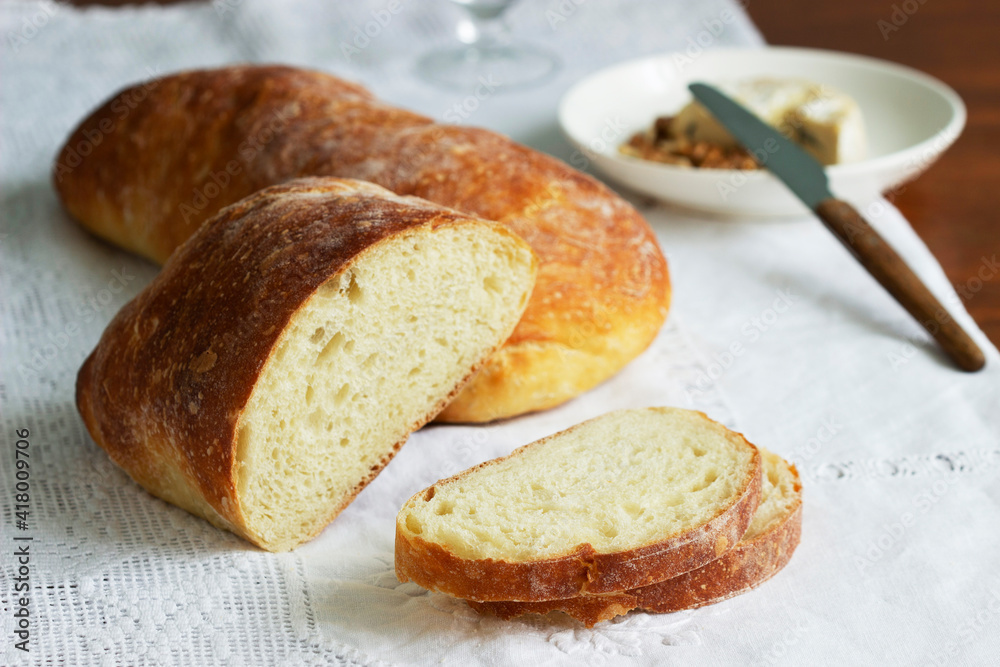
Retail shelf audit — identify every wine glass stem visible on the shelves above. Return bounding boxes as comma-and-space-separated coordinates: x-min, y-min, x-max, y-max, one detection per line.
463, 13, 509, 49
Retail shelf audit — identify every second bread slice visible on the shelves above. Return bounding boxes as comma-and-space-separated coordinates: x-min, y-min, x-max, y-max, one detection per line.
469, 448, 802, 625
395, 408, 762, 601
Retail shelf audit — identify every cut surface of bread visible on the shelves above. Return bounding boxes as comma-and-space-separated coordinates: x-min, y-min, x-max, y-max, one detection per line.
76, 178, 536, 551
54, 65, 670, 423
469, 448, 803, 626
395, 408, 762, 601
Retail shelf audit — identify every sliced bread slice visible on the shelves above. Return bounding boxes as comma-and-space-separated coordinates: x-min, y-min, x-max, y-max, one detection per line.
395, 408, 762, 601
76, 177, 537, 551
469, 448, 803, 625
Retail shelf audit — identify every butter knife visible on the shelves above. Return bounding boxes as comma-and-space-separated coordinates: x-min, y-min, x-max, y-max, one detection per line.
689, 82, 985, 372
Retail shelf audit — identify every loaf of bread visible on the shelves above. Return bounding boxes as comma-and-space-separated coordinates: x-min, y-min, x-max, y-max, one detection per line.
469, 448, 802, 626
54, 65, 671, 423
76, 178, 537, 551
395, 408, 762, 601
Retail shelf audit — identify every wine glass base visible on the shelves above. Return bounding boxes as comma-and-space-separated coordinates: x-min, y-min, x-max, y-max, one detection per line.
417, 44, 559, 90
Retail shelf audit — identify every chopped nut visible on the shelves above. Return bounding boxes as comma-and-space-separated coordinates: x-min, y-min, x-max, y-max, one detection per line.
653, 116, 674, 142
618, 116, 763, 170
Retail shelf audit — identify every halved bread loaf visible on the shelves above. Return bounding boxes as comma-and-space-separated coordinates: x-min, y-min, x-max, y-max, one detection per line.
76, 178, 537, 551
469, 449, 802, 626
395, 408, 762, 601
54, 65, 670, 423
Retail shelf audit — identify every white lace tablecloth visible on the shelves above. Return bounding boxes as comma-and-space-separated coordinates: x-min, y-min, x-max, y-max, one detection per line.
2, 1, 998, 665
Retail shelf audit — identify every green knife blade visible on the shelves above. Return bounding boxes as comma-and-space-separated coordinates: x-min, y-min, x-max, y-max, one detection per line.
688, 82, 832, 209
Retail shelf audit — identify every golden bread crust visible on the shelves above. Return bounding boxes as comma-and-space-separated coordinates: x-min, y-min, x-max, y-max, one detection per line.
56, 65, 670, 423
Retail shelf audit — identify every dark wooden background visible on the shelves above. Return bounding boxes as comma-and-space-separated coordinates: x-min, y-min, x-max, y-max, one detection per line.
749, 0, 1000, 345
67, 0, 1000, 345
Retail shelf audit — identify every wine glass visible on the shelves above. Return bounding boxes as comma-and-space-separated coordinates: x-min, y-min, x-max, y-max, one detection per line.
418, 0, 559, 90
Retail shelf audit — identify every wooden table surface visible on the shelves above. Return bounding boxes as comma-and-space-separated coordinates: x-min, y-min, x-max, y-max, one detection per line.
749, 0, 1000, 346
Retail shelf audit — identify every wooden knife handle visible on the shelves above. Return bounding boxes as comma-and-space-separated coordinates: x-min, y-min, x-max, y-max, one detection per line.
815, 198, 985, 371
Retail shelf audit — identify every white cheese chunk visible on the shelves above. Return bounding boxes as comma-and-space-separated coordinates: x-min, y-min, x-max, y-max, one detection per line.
671, 78, 867, 165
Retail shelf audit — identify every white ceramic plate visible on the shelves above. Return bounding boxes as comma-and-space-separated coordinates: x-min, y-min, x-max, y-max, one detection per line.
558, 47, 966, 217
